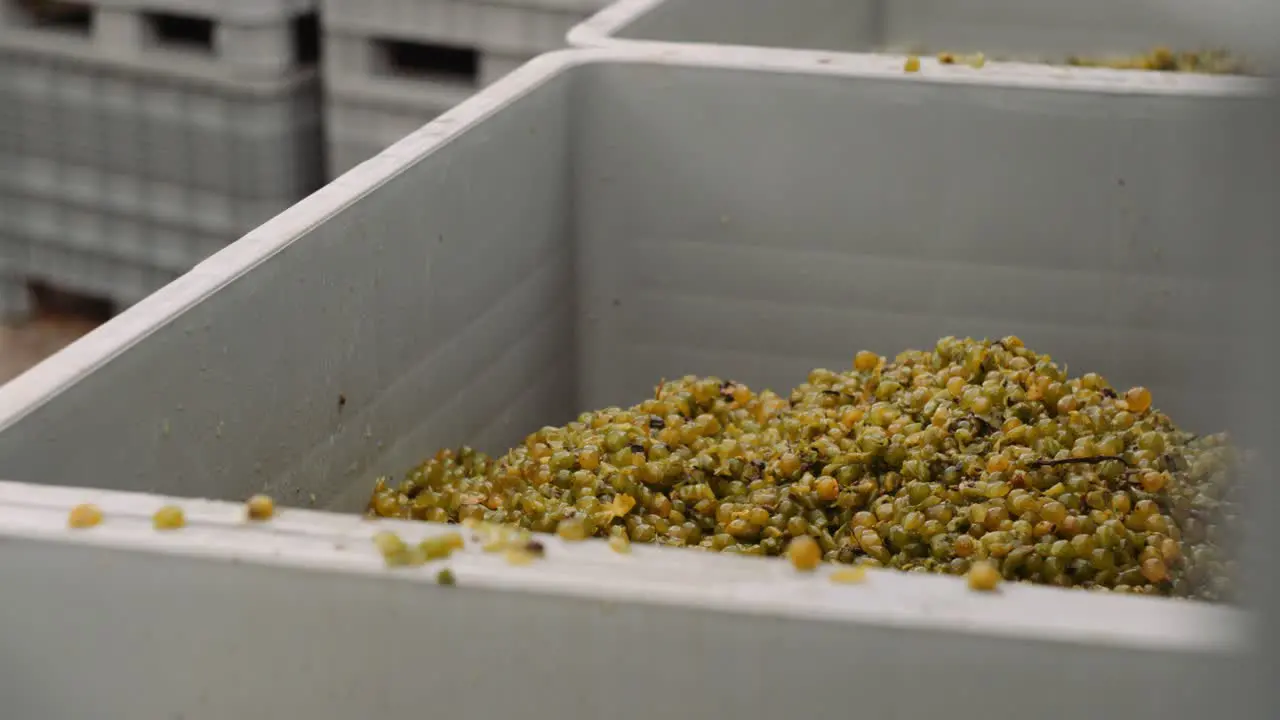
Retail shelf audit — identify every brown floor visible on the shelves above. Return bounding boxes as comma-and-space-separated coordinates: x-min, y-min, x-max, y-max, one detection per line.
0, 314, 100, 385
0, 285, 109, 385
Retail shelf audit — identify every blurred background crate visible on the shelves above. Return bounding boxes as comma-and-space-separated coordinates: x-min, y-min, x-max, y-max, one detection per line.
0, 0, 323, 314
0, 262, 31, 320
0, 0, 622, 378
320, 0, 606, 177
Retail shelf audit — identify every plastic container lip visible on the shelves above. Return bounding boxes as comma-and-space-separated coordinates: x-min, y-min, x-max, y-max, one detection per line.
634, 44, 1268, 96
0, 480, 1248, 655
569, 0, 1272, 86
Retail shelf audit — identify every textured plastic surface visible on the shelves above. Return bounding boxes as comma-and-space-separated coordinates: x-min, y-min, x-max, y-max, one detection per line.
479, 0, 608, 13
0, 49, 321, 200
0, 261, 30, 319
0, 0, 319, 80
0, 39, 322, 303
324, 93, 466, 178
88, 0, 314, 21
319, 0, 598, 176
0, 178, 290, 273
322, 48, 534, 176
24, 243, 178, 306
570, 0, 1261, 67
0, 193, 28, 318
321, 0, 596, 56
0, 210, 176, 309
0, 48, 1270, 717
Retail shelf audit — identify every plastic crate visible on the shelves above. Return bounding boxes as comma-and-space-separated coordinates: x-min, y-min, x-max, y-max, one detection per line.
0, 277, 30, 319
466, 0, 607, 12
321, 29, 489, 176
0, 48, 1271, 718
0, 193, 31, 319
0, 8, 322, 303
0, 223, 171, 310
0, 260, 31, 320
0, 181, 282, 275
1, 0, 319, 79
319, 0, 601, 176
569, 0, 1259, 69
321, 0, 592, 56
0, 46, 321, 206
24, 240, 177, 306
322, 50, 533, 176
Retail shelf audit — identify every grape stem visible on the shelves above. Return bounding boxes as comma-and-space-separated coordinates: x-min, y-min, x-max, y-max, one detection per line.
1031, 455, 1128, 468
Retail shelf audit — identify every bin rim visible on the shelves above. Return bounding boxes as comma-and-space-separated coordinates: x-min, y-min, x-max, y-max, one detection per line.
567, 0, 1275, 87
0, 480, 1249, 653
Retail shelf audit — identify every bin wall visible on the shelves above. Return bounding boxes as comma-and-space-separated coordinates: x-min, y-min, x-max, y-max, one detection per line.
569, 62, 1265, 430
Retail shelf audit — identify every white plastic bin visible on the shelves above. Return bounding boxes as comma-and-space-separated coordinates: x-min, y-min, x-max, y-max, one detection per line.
0, 47, 1271, 719
569, 0, 1261, 71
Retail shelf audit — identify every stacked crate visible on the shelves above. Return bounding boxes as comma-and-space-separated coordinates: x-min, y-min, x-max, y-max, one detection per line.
320, 0, 606, 178
0, 0, 324, 315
